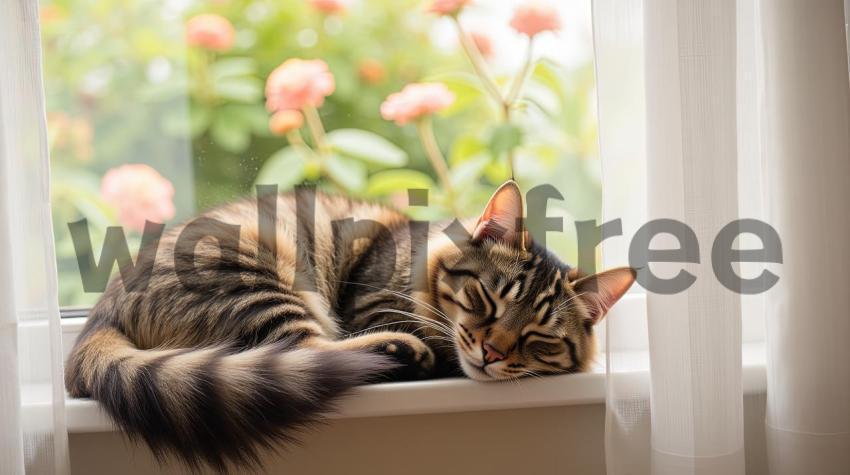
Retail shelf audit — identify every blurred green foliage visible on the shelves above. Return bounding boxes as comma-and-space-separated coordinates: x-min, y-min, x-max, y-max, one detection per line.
40, 0, 600, 307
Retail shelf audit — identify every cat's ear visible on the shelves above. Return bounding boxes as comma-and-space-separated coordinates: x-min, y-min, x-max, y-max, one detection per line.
572, 267, 636, 324
472, 180, 526, 248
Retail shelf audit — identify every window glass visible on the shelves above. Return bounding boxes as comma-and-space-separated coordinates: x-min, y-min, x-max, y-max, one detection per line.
40, 0, 599, 308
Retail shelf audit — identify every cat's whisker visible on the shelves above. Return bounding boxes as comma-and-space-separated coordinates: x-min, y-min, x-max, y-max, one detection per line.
364, 305, 455, 332
384, 292, 455, 327
353, 308, 455, 338
346, 319, 443, 337
524, 369, 544, 380
552, 291, 587, 314
422, 335, 454, 343
421, 332, 453, 343
367, 309, 455, 336
337, 280, 454, 326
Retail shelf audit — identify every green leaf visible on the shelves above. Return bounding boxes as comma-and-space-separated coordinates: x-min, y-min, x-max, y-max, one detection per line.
449, 135, 488, 165
484, 159, 513, 184
214, 77, 263, 103
161, 109, 192, 137
211, 57, 256, 81
210, 113, 251, 152
254, 146, 306, 191
324, 154, 367, 192
365, 169, 435, 196
189, 106, 212, 137
450, 154, 490, 188
522, 82, 561, 117
488, 123, 523, 158
71, 190, 115, 229
138, 75, 190, 101
424, 72, 486, 116
531, 59, 564, 96
326, 129, 407, 166
223, 104, 271, 136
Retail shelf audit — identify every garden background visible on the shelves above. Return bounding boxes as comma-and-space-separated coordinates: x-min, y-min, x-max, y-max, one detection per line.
39, 0, 601, 306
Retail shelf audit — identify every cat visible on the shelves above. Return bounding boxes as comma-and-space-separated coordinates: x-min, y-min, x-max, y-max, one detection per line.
64, 180, 635, 472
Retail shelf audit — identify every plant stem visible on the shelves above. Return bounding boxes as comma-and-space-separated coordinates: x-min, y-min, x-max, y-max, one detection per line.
506, 37, 535, 105
506, 142, 515, 180
453, 24, 538, 181
454, 18, 505, 106
504, 39, 536, 180
302, 106, 330, 154
286, 130, 307, 147
300, 107, 348, 190
191, 50, 216, 105
417, 117, 459, 216
502, 102, 516, 180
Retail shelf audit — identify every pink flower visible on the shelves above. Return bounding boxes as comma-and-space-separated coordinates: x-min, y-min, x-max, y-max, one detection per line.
101, 164, 176, 232
469, 32, 493, 58
426, 0, 472, 16
40, 5, 65, 25
310, 0, 348, 14
380, 83, 455, 125
48, 112, 94, 161
269, 110, 304, 135
358, 58, 387, 84
510, 3, 561, 37
185, 14, 236, 52
265, 59, 336, 112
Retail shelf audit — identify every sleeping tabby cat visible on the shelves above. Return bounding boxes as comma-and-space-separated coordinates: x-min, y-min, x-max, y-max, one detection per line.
65, 180, 635, 472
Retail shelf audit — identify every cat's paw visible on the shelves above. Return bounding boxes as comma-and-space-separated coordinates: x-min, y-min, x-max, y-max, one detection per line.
373, 334, 435, 381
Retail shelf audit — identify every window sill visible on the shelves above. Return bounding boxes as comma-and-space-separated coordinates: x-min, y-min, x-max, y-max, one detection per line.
64, 372, 607, 433
55, 310, 767, 434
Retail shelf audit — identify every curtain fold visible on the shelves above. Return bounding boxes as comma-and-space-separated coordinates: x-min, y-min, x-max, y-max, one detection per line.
643, 0, 745, 473
760, 1, 850, 473
595, 0, 850, 473
0, 0, 71, 474
595, 1, 746, 473
592, 0, 652, 473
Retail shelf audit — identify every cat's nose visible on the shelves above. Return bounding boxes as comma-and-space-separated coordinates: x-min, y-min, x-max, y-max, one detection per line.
482, 343, 506, 363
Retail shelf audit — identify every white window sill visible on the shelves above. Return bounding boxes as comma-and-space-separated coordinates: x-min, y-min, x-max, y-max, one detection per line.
64, 372, 609, 433
52, 302, 767, 434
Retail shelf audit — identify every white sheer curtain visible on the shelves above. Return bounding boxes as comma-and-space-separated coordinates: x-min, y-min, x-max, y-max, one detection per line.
594, 0, 850, 474
760, 2, 850, 473
0, 0, 71, 474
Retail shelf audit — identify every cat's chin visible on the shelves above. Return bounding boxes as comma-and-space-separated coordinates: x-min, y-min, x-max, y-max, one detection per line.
458, 356, 495, 381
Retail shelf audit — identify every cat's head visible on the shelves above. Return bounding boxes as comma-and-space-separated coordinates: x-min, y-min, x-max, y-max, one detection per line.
429, 181, 635, 380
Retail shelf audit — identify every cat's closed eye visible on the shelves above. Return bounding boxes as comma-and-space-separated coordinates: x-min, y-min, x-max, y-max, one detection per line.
525, 339, 562, 356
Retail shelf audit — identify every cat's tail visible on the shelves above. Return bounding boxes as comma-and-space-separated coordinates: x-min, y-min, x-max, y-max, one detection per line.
65, 324, 394, 473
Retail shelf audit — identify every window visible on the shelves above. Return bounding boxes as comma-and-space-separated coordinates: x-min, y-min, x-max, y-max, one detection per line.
41, 0, 598, 308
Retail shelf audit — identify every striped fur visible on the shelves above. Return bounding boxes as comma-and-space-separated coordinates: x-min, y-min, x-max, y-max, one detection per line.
65, 182, 634, 472
65, 325, 392, 471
